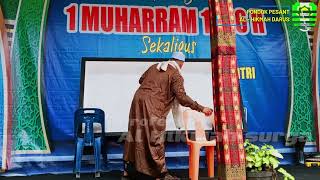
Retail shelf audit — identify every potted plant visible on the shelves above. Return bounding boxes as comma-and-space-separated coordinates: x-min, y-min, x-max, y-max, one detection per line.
244, 140, 295, 180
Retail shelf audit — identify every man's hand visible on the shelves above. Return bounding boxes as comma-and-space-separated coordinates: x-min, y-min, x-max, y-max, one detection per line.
202, 107, 213, 116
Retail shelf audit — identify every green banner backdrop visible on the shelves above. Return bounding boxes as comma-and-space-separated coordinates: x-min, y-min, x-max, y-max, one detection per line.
10, 0, 51, 154
276, 0, 315, 145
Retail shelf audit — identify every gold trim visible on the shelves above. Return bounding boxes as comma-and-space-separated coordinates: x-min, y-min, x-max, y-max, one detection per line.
13, 150, 51, 155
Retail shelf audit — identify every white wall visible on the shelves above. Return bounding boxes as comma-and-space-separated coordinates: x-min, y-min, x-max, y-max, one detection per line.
83, 61, 214, 132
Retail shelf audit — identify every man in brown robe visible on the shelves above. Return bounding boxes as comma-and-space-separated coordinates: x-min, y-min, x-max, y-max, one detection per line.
123, 52, 213, 179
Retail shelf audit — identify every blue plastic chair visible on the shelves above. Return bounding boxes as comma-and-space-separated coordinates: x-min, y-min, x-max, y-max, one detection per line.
74, 108, 105, 178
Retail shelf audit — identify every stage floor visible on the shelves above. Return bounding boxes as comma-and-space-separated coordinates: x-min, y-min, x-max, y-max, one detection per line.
10, 140, 317, 163
3, 165, 320, 179
3, 140, 318, 176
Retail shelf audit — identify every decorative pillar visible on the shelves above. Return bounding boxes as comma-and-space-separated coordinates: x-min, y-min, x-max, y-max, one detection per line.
0, 6, 12, 171
275, 0, 315, 145
312, 1, 320, 151
11, 0, 51, 154
208, 0, 246, 179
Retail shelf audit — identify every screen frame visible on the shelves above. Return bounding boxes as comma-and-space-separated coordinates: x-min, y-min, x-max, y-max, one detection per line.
79, 57, 212, 135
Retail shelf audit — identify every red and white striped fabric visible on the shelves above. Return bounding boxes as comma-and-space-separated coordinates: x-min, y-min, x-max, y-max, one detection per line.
208, 0, 246, 179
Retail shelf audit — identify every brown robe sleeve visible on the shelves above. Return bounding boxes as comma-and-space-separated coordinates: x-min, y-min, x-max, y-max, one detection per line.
171, 71, 205, 112
139, 66, 151, 84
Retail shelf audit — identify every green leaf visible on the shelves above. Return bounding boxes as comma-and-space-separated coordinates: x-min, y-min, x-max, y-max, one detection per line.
278, 168, 295, 180
247, 162, 253, 168
254, 161, 262, 167
244, 139, 249, 146
255, 154, 262, 161
246, 156, 254, 162
262, 157, 270, 165
269, 157, 279, 169
267, 145, 274, 149
270, 149, 283, 159
258, 151, 265, 157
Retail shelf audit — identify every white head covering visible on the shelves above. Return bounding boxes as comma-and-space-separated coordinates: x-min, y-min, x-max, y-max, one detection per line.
172, 52, 185, 62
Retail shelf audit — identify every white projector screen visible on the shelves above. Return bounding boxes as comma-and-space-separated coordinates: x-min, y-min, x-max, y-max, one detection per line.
82, 60, 214, 133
